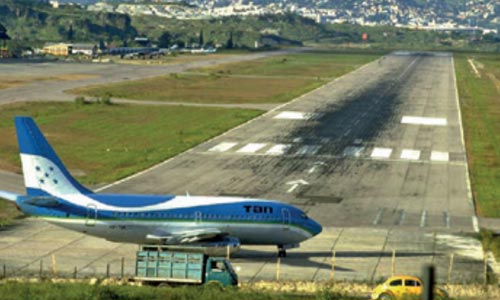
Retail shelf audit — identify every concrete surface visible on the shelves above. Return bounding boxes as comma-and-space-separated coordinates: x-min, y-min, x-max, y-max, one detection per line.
0, 51, 486, 283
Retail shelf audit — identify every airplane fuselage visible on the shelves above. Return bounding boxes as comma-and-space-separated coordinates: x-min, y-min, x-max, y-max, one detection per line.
17, 195, 319, 246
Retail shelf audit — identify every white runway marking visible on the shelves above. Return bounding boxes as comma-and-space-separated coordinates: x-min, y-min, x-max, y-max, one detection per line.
274, 111, 315, 120
296, 145, 321, 156
431, 151, 449, 162
401, 116, 447, 126
236, 143, 267, 153
208, 142, 238, 152
371, 147, 393, 159
343, 146, 364, 157
420, 210, 427, 228
400, 149, 421, 160
265, 144, 291, 156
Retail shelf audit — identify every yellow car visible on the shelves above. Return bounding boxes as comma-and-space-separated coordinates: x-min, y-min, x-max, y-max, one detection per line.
371, 275, 449, 300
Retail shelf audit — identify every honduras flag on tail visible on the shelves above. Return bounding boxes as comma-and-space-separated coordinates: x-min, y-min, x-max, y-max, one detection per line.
15, 116, 91, 197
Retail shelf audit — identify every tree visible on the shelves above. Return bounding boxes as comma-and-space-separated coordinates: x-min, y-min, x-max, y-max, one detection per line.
67, 24, 74, 42
199, 29, 204, 47
158, 31, 172, 48
226, 31, 233, 49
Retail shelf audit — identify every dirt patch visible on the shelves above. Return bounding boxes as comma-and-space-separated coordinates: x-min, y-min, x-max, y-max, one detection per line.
0, 74, 96, 90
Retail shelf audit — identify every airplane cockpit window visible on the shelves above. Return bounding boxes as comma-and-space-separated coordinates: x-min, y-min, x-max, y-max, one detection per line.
301, 213, 308, 220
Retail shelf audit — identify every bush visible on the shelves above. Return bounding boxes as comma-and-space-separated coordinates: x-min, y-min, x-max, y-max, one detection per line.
74, 96, 87, 105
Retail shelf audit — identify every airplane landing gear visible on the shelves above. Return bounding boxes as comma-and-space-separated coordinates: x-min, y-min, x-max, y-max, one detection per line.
277, 245, 287, 257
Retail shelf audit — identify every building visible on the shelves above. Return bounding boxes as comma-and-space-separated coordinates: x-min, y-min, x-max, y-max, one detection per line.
43, 43, 71, 56
42, 43, 97, 57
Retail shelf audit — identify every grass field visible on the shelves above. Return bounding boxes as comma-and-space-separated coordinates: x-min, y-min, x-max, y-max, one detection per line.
0, 281, 363, 300
70, 73, 324, 104
70, 52, 379, 104
454, 53, 500, 218
193, 51, 381, 78
0, 102, 262, 185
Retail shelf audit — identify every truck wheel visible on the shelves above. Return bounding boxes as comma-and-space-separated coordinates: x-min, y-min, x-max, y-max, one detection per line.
205, 280, 224, 291
378, 293, 394, 300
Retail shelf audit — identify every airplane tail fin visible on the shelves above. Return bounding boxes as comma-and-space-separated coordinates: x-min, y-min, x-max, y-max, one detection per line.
15, 116, 91, 196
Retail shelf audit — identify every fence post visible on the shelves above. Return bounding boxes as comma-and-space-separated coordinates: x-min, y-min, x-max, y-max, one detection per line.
447, 253, 454, 284
39, 259, 43, 279
276, 257, 281, 281
226, 245, 230, 260
2, 264, 5, 279
51, 254, 57, 277
73, 266, 77, 279
329, 250, 336, 282
106, 263, 110, 279
121, 257, 125, 280
391, 249, 396, 276
422, 264, 435, 300
484, 252, 488, 286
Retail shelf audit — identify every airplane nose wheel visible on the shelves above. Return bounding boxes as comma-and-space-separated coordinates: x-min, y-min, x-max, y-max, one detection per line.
277, 245, 287, 257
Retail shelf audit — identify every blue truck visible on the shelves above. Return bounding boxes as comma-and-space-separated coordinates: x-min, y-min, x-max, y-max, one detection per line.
134, 245, 238, 287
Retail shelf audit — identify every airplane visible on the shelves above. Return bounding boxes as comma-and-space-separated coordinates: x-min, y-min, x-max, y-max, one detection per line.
0, 116, 322, 257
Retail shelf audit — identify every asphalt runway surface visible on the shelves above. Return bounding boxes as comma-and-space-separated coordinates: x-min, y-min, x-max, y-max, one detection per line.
0, 51, 485, 283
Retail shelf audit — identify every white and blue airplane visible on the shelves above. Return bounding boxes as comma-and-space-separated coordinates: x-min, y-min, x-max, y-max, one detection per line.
0, 116, 322, 257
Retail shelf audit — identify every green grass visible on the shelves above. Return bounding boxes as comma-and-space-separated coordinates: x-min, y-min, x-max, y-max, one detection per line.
71, 52, 379, 105
70, 73, 324, 104
454, 53, 500, 217
194, 51, 381, 78
0, 102, 262, 185
0, 282, 365, 300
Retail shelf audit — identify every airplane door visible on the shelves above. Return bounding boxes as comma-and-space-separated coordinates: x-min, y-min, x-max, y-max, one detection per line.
85, 204, 97, 227
195, 211, 202, 223
281, 208, 291, 230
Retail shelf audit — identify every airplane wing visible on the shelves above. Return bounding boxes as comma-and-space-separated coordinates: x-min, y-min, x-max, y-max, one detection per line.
146, 228, 224, 244
0, 190, 20, 202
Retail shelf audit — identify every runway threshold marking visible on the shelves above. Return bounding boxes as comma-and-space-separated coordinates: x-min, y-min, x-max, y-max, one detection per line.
296, 145, 321, 156
266, 144, 291, 155
343, 146, 364, 157
274, 111, 316, 120
401, 116, 447, 126
430, 151, 449, 162
236, 143, 267, 153
373, 208, 385, 225
444, 211, 451, 228
420, 210, 427, 227
371, 147, 393, 159
400, 149, 421, 160
208, 142, 238, 152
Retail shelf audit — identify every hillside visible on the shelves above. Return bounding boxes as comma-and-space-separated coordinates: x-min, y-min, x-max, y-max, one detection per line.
0, 0, 136, 47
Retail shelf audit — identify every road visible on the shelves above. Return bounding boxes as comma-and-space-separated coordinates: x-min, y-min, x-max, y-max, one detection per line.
0, 51, 484, 283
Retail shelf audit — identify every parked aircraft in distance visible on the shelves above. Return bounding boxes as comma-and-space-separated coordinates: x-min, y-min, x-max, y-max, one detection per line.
0, 117, 322, 257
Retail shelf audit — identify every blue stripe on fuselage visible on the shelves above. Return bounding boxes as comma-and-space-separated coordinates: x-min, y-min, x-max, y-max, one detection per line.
16, 195, 312, 232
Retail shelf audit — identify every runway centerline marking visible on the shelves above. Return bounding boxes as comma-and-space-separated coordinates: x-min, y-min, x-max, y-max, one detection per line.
265, 144, 291, 156
371, 147, 393, 159
431, 151, 449, 162
400, 149, 421, 160
274, 111, 316, 120
236, 143, 267, 153
208, 142, 238, 152
401, 116, 447, 126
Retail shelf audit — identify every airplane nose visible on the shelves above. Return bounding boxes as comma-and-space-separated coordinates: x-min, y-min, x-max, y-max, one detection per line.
311, 219, 322, 236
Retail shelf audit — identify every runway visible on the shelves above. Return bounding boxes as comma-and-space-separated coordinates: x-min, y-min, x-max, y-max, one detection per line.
0, 51, 484, 282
